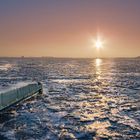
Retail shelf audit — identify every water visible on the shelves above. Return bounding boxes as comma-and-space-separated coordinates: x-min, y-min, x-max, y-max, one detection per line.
0, 58, 140, 140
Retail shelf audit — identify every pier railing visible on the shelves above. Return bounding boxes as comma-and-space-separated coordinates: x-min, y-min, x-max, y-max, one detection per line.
0, 82, 42, 111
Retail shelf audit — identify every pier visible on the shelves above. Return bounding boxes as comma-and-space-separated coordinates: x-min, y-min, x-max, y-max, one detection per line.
0, 82, 43, 111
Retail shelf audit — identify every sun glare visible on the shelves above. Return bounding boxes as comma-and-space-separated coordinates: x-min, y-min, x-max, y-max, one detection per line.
95, 37, 103, 49
90, 35, 105, 50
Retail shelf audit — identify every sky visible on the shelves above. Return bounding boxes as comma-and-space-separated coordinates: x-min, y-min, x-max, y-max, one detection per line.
0, 0, 140, 58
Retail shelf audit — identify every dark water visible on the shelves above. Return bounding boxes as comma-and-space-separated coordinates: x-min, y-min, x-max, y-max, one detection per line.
0, 58, 140, 140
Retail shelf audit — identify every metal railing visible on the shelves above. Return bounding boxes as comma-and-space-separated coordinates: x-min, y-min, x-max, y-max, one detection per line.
0, 82, 42, 111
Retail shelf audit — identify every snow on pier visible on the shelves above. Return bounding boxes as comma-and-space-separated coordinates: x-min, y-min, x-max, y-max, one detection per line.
0, 82, 43, 111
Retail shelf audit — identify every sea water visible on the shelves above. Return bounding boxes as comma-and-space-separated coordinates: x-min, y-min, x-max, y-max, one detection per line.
0, 58, 140, 139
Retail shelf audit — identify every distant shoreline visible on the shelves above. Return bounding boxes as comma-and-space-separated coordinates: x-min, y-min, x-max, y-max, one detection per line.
0, 56, 139, 59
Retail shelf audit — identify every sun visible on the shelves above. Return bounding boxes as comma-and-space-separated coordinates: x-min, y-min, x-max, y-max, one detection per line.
94, 37, 103, 49
90, 34, 105, 50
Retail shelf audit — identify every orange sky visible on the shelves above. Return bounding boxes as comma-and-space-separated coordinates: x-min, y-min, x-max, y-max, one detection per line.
0, 0, 140, 58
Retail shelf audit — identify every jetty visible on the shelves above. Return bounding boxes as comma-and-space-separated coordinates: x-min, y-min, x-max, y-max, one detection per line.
0, 82, 43, 111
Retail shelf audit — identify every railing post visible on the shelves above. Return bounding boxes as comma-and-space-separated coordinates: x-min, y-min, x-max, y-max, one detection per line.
37, 82, 43, 94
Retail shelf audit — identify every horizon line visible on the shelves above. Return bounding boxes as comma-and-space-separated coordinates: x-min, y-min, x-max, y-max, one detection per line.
0, 56, 139, 59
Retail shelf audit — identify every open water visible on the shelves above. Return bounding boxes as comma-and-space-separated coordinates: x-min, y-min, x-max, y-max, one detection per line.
0, 58, 140, 140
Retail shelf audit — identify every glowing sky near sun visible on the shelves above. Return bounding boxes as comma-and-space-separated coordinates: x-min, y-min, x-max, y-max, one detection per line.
0, 0, 140, 57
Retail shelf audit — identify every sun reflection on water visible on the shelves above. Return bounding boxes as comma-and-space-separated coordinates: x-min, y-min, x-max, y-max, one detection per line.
95, 58, 102, 79
95, 58, 102, 67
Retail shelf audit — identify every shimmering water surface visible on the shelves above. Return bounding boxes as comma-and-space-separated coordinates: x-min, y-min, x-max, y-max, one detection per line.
0, 58, 140, 140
